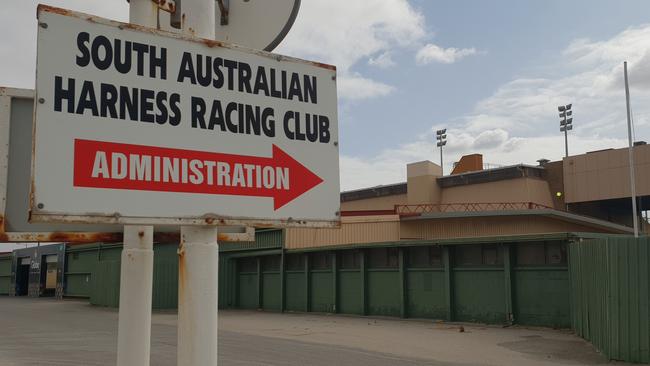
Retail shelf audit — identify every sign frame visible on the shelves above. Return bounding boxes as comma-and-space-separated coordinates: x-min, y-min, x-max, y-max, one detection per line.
30, 5, 340, 229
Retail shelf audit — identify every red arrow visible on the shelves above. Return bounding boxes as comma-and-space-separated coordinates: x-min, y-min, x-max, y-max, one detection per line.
73, 139, 324, 210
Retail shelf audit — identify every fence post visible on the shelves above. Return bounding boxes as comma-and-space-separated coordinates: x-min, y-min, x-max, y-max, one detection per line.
361, 249, 367, 316
443, 246, 453, 321
256, 257, 262, 309
280, 248, 285, 312
503, 244, 513, 325
399, 247, 407, 318
304, 253, 311, 312
332, 251, 338, 313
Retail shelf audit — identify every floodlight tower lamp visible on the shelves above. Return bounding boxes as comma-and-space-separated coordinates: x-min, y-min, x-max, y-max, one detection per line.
436, 128, 447, 175
558, 104, 573, 157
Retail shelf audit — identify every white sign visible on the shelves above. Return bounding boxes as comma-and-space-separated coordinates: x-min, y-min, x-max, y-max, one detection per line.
31, 6, 340, 228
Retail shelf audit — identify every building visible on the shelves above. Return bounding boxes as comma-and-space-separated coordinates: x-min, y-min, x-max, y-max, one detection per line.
1, 145, 649, 363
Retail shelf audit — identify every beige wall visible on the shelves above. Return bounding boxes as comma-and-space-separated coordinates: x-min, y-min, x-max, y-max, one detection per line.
286, 213, 621, 250
285, 215, 400, 250
340, 194, 407, 211
440, 177, 555, 207
543, 161, 566, 210
564, 144, 650, 203
407, 161, 442, 205
400, 215, 612, 241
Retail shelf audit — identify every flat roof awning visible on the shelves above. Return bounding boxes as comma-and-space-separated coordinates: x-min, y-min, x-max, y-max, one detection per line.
399, 208, 633, 239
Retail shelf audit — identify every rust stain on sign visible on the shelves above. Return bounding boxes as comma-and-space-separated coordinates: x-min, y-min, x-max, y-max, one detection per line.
200, 39, 226, 49
0, 230, 251, 244
48, 232, 122, 243
37, 4, 74, 16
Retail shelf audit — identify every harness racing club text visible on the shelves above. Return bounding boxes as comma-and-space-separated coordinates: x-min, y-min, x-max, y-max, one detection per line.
51, 31, 332, 144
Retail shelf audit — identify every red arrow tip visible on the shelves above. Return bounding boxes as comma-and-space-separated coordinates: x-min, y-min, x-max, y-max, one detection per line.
272, 145, 323, 210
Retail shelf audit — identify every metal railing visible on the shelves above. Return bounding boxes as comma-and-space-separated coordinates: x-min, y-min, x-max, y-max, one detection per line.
395, 202, 553, 216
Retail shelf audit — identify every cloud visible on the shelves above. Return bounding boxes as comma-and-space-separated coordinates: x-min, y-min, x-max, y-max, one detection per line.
276, 0, 428, 101
340, 155, 406, 190
0, 1, 477, 103
415, 43, 477, 65
279, 0, 425, 73
628, 51, 650, 90
0, 0, 129, 89
368, 52, 396, 69
337, 74, 395, 100
340, 24, 650, 190
472, 129, 509, 149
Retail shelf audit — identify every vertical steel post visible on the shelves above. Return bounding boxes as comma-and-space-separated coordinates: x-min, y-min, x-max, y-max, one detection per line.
176, 1, 218, 365
563, 115, 569, 158
116, 226, 154, 366
624, 62, 639, 238
116, 2, 157, 365
0, 93, 11, 234
439, 145, 444, 176
129, 0, 158, 27
180, 0, 216, 38
178, 227, 219, 366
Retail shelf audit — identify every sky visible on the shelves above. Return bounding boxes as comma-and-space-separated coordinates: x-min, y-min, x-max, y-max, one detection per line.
1, 0, 649, 191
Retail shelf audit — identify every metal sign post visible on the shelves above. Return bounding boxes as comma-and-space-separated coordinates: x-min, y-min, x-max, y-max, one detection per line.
116, 2, 156, 366
177, 0, 219, 365
116, 226, 154, 366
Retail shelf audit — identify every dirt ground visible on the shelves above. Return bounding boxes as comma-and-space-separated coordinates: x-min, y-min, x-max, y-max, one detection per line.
0, 297, 630, 366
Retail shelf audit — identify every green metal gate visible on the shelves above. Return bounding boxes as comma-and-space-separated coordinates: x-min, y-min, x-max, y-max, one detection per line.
570, 236, 650, 363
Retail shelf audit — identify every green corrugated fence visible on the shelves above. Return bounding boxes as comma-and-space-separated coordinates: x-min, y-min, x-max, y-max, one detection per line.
0, 254, 12, 295
570, 236, 650, 363
66, 244, 122, 298
64, 229, 282, 308
90, 260, 121, 307
228, 242, 572, 328
220, 229, 284, 252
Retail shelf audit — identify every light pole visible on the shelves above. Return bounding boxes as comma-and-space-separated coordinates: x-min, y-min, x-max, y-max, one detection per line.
624, 61, 639, 237
558, 104, 573, 157
436, 129, 447, 175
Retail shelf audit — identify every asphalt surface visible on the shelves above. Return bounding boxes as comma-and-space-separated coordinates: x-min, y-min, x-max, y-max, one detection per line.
0, 297, 622, 366
0, 298, 456, 366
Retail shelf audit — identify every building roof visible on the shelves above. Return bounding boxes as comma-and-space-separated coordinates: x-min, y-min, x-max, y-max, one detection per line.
438, 164, 544, 188
401, 208, 633, 234
340, 182, 407, 202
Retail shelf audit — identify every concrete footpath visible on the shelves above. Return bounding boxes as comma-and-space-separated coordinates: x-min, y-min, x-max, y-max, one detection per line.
0, 297, 627, 366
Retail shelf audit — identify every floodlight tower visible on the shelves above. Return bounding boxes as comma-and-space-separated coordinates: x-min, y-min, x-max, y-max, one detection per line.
436, 129, 447, 175
558, 104, 573, 157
